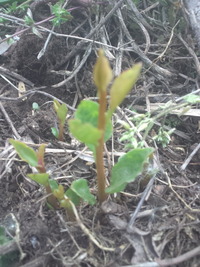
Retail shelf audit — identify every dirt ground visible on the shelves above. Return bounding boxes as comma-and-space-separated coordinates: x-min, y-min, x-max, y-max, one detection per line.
0, 0, 200, 266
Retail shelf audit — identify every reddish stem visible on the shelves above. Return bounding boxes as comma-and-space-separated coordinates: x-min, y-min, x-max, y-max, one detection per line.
96, 90, 107, 203
58, 123, 64, 141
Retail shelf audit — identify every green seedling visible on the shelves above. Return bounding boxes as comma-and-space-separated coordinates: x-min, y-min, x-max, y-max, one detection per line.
49, 178, 95, 220
9, 140, 59, 209
69, 49, 154, 203
118, 90, 200, 150
51, 99, 68, 141
51, 1, 72, 26
9, 139, 95, 219
153, 127, 175, 147
32, 102, 40, 115
32, 102, 39, 111
9, 50, 155, 219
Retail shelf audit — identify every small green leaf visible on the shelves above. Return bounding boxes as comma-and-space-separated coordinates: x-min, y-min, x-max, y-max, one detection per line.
9, 139, 38, 167
49, 179, 59, 192
65, 188, 81, 206
54, 100, 68, 124
32, 102, 39, 110
69, 119, 102, 146
51, 127, 59, 138
93, 49, 113, 92
27, 173, 49, 186
70, 100, 112, 144
70, 178, 96, 205
58, 104, 68, 124
183, 94, 200, 104
109, 63, 142, 115
53, 99, 60, 112
106, 148, 154, 193
53, 100, 68, 125
32, 26, 43, 38
52, 184, 65, 200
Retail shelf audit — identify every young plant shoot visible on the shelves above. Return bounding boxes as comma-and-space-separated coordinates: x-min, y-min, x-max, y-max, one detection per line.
51, 99, 68, 141
69, 49, 154, 203
10, 49, 154, 219
9, 140, 58, 208
9, 139, 95, 218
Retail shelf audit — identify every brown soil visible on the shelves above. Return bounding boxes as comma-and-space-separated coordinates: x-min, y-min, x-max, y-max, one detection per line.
0, 1, 200, 267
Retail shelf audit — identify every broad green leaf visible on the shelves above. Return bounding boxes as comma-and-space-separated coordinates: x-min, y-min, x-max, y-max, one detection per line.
109, 63, 142, 115
75, 100, 99, 125
27, 173, 49, 186
70, 178, 96, 205
9, 139, 38, 167
69, 119, 102, 146
106, 148, 154, 194
183, 94, 200, 104
72, 100, 112, 142
93, 49, 113, 92
65, 188, 81, 206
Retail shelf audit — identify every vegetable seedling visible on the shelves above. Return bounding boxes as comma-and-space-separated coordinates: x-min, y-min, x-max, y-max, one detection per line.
9, 49, 155, 220
9, 139, 95, 219
51, 99, 68, 141
9, 140, 59, 209
69, 49, 154, 203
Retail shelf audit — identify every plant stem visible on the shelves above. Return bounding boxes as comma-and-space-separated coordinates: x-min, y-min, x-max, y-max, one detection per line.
96, 90, 107, 203
46, 185, 59, 209
65, 206, 75, 221
58, 123, 64, 141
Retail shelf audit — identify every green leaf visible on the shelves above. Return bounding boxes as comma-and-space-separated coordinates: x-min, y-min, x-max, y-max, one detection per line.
109, 63, 142, 115
32, 102, 39, 110
75, 100, 99, 125
69, 119, 102, 147
32, 26, 43, 38
93, 49, 113, 92
53, 99, 68, 124
49, 179, 59, 192
70, 178, 96, 205
69, 100, 112, 144
52, 184, 65, 200
106, 148, 154, 194
27, 173, 49, 186
9, 139, 38, 167
183, 94, 200, 104
51, 127, 59, 138
65, 188, 81, 206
